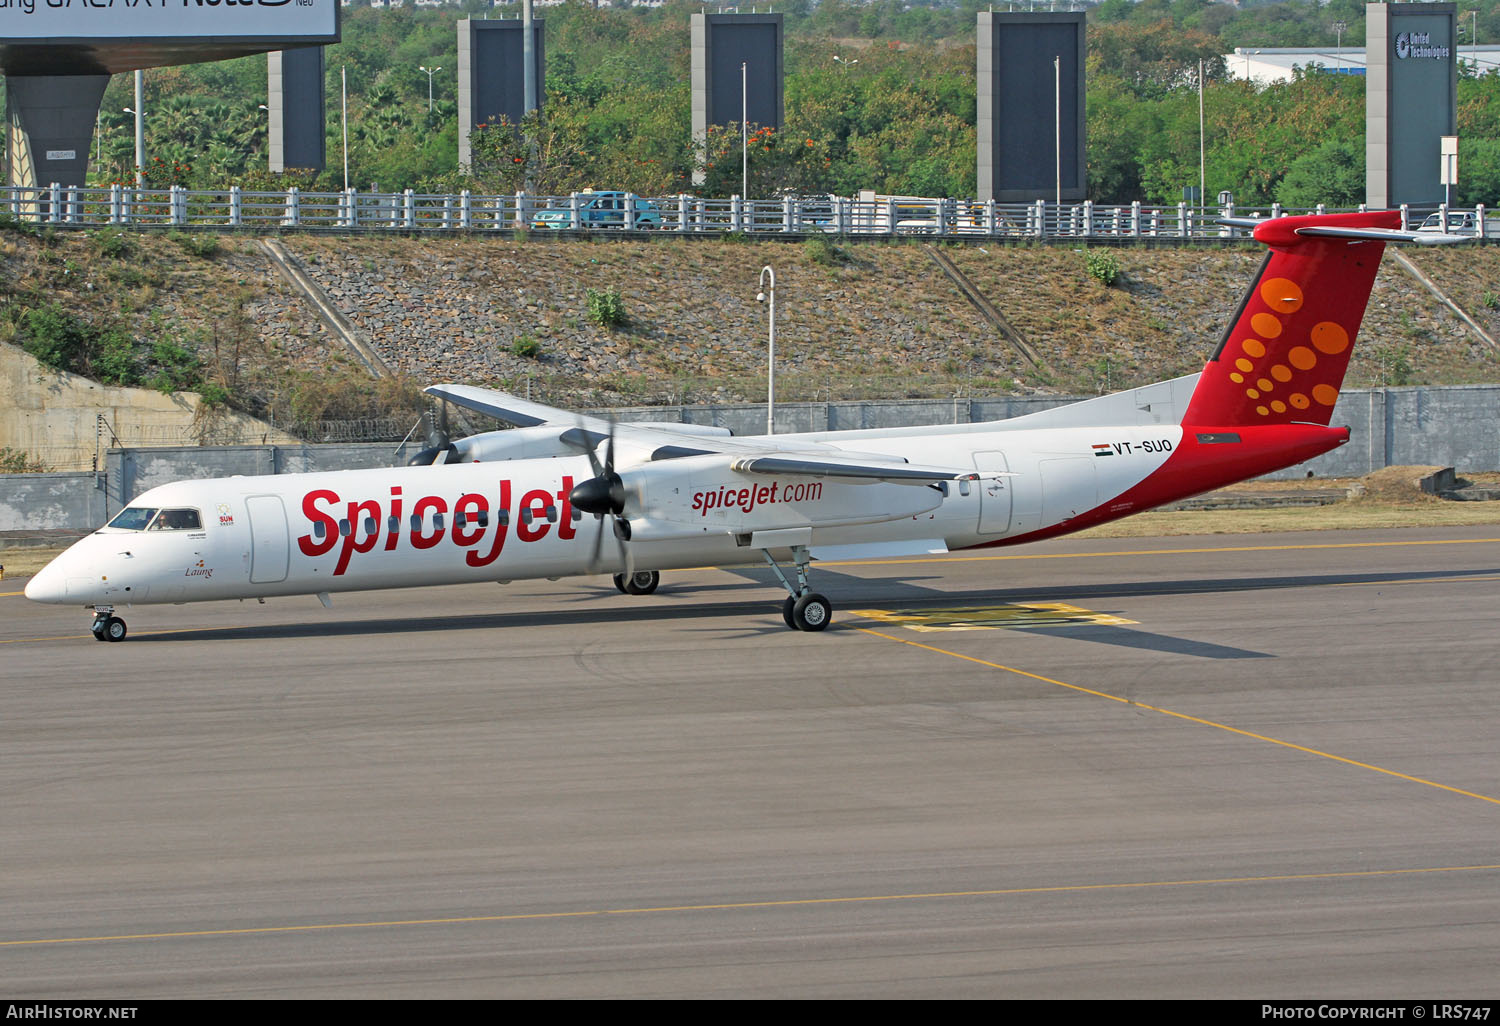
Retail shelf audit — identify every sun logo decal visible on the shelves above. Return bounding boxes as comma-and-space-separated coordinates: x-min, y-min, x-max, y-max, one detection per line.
216, 503, 235, 527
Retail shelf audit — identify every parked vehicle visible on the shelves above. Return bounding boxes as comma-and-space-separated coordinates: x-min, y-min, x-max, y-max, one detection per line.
530, 191, 662, 230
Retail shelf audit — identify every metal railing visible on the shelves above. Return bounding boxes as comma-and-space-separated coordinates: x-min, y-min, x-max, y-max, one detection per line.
2, 185, 1491, 240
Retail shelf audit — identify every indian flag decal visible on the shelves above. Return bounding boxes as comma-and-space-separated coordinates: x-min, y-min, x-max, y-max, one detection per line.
1092, 443, 1113, 457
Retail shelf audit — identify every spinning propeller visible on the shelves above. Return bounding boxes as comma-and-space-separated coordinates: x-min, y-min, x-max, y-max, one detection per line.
563, 420, 634, 575
407, 405, 462, 466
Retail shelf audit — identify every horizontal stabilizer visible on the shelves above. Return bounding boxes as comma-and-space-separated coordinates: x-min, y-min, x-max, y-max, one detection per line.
1217, 217, 1472, 246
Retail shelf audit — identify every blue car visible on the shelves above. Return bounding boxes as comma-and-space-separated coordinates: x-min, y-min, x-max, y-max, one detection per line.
531, 191, 663, 230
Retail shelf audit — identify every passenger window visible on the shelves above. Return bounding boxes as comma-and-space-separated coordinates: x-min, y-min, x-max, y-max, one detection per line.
363, 517, 376, 536
388, 515, 400, 534
339, 518, 351, 537
314, 521, 327, 540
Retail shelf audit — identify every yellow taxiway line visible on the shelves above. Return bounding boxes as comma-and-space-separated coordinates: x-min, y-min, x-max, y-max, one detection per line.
849, 625, 1500, 808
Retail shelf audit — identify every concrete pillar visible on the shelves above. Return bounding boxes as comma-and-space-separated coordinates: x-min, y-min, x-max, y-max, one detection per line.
4, 75, 110, 188
268, 47, 327, 174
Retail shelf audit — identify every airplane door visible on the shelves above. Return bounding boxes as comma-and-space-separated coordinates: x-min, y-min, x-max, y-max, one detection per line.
973, 450, 1011, 535
245, 495, 290, 584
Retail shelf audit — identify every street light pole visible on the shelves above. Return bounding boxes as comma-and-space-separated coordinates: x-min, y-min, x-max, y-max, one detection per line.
420, 65, 441, 113
1333, 21, 1345, 75
741, 61, 748, 207
341, 64, 349, 192
757, 265, 776, 436
133, 70, 144, 186
1198, 59, 1206, 213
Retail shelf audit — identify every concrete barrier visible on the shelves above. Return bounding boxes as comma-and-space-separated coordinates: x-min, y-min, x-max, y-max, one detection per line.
2, 385, 1495, 532
0, 472, 109, 532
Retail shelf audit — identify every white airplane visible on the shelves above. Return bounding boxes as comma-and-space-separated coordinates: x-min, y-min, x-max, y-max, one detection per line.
25, 211, 1466, 640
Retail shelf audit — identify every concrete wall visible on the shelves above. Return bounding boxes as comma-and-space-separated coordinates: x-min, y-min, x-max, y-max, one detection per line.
2, 385, 1496, 532
0, 472, 108, 532
1, 345, 301, 473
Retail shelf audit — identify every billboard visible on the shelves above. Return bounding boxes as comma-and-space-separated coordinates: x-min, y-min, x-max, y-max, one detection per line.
690, 12, 784, 187
0, 2, 337, 41
977, 12, 1086, 203
457, 18, 545, 171
1367, 2, 1457, 209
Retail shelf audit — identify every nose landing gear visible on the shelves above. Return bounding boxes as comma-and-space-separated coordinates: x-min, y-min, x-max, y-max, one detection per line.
90, 607, 127, 643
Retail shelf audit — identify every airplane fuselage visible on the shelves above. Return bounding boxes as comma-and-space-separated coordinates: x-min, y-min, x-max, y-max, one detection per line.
25, 418, 1347, 609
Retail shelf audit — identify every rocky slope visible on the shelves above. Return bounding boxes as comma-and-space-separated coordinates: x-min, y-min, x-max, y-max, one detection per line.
4, 227, 1499, 427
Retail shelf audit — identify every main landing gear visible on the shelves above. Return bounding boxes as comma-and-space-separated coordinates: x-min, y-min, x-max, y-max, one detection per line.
90, 606, 127, 643
613, 570, 660, 595
763, 546, 832, 633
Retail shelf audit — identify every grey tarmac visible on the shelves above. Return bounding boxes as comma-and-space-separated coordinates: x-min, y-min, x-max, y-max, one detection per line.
2, 525, 1499, 998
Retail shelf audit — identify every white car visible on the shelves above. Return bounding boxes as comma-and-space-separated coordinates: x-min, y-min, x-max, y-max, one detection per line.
1416, 211, 1478, 234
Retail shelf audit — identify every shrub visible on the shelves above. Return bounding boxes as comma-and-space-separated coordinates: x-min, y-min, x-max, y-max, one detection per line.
1084, 249, 1121, 287
804, 235, 841, 266
586, 287, 625, 328
167, 230, 220, 259
92, 229, 131, 259
18, 303, 88, 371
511, 333, 542, 359
0, 447, 48, 473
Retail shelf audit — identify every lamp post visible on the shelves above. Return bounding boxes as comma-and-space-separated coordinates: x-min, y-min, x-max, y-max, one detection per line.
756, 265, 776, 435
125, 68, 144, 187
1333, 21, 1346, 75
741, 61, 748, 207
833, 55, 858, 71
1198, 58, 1206, 214
341, 65, 349, 193
420, 65, 442, 113
123, 104, 143, 187
1053, 55, 1061, 210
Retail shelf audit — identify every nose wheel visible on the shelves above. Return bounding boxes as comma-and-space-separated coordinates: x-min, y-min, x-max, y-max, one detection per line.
91, 608, 127, 643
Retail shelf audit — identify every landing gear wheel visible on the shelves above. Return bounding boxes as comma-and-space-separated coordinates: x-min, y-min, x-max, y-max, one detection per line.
782, 595, 797, 630
622, 570, 659, 596
100, 616, 127, 643
791, 592, 832, 632
91, 619, 108, 642
613, 573, 629, 594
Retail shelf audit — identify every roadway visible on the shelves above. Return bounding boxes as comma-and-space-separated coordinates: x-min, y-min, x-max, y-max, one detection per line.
3, 525, 1499, 998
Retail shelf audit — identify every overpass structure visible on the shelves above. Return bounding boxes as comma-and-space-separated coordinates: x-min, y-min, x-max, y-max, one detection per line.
1, 2, 338, 188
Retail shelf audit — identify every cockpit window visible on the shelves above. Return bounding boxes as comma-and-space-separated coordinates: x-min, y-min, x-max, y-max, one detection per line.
106, 507, 159, 531
149, 508, 203, 531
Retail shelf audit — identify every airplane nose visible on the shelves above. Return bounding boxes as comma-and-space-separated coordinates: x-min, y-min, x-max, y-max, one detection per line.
23, 558, 68, 604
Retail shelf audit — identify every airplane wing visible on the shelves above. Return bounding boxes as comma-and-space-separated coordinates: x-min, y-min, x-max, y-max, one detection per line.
426, 383, 1000, 486
425, 383, 609, 431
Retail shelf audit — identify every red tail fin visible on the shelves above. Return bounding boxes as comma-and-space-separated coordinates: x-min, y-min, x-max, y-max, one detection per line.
1182, 210, 1397, 428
